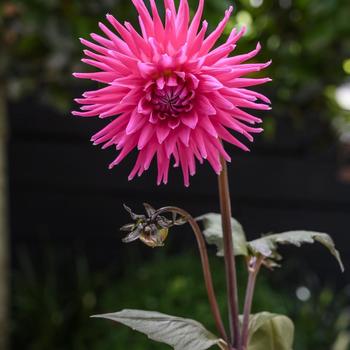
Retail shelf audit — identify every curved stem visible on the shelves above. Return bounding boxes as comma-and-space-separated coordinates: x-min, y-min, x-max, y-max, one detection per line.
154, 206, 227, 342
241, 256, 263, 350
218, 157, 241, 349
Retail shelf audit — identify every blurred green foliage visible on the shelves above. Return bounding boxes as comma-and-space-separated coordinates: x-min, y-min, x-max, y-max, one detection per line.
12, 250, 350, 350
1, 0, 350, 130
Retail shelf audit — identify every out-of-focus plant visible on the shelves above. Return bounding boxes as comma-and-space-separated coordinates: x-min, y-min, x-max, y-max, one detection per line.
0, 0, 135, 110
332, 308, 350, 350
11, 251, 349, 350
231, 0, 350, 135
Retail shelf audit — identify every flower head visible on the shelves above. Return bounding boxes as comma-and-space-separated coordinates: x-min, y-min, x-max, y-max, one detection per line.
73, 0, 271, 186
121, 203, 185, 247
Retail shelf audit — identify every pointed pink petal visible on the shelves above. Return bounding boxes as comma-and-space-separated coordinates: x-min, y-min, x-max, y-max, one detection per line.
178, 143, 190, 187
105, 14, 140, 57
178, 126, 191, 146
131, 0, 154, 38
150, 0, 165, 42
156, 123, 171, 144
193, 128, 208, 159
199, 115, 218, 138
143, 144, 157, 171
187, 20, 208, 57
215, 124, 250, 152
197, 96, 217, 115
79, 37, 109, 55
221, 42, 261, 65
227, 77, 272, 88
164, 0, 176, 16
138, 123, 155, 149
187, 0, 204, 42
126, 110, 146, 135
181, 111, 198, 129
199, 74, 224, 91
175, 0, 190, 46
199, 6, 233, 55
109, 135, 138, 168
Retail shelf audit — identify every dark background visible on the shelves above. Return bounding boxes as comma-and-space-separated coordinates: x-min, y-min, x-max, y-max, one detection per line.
9, 96, 350, 281
3, 0, 350, 349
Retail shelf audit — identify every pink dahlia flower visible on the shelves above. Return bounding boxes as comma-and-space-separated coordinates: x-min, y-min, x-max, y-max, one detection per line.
73, 0, 271, 186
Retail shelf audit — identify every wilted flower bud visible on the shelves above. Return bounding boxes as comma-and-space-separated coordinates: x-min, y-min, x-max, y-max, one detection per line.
120, 203, 185, 248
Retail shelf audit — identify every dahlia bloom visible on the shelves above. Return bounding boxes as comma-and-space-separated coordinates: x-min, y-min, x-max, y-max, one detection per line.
73, 0, 271, 186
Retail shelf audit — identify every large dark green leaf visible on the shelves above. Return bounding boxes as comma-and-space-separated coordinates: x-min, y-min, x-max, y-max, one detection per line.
247, 312, 294, 350
248, 230, 344, 271
92, 309, 226, 350
197, 213, 248, 257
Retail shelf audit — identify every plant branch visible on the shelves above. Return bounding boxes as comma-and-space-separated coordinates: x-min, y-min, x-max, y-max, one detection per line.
154, 206, 228, 342
217, 157, 240, 349
241, 256, 263, 350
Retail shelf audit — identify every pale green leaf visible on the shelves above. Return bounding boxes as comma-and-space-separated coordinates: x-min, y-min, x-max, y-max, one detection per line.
197, 213, 248, 256
92, 309, 225, 350
332, 331, 350, 350
248, 230, 344, 271
247, 312, 294, 350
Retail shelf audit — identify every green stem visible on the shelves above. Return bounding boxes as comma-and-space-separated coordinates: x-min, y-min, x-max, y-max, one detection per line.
154, 206, 228, 342
241, 256, 263, 350
218, 157, 240, 349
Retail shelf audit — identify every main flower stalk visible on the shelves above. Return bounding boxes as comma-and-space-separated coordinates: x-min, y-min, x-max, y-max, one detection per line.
218, 156, 240, 349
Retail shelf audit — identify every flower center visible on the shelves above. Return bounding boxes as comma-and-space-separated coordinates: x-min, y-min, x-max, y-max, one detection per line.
150, 76, 195, 120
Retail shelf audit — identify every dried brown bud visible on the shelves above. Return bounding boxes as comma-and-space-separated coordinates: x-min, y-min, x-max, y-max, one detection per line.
120, 203, 184, 248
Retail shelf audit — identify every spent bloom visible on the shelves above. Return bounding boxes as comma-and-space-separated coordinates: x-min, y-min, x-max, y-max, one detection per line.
121, 203, 186, 247
73, 0, 271, 186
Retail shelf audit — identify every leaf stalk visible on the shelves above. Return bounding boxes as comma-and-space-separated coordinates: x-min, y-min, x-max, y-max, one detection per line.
154, 206, 228, 342
241, 256, 264, 350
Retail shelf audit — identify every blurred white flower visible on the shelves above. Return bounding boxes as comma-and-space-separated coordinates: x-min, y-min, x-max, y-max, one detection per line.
335, 82, 350, 111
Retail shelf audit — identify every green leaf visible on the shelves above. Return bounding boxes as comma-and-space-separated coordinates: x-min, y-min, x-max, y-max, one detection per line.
92, 309, 226, 350
197, 213, 248, 257
247, 312, 294, 350
332, 331, 350, 350
248, 230, 344, 272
